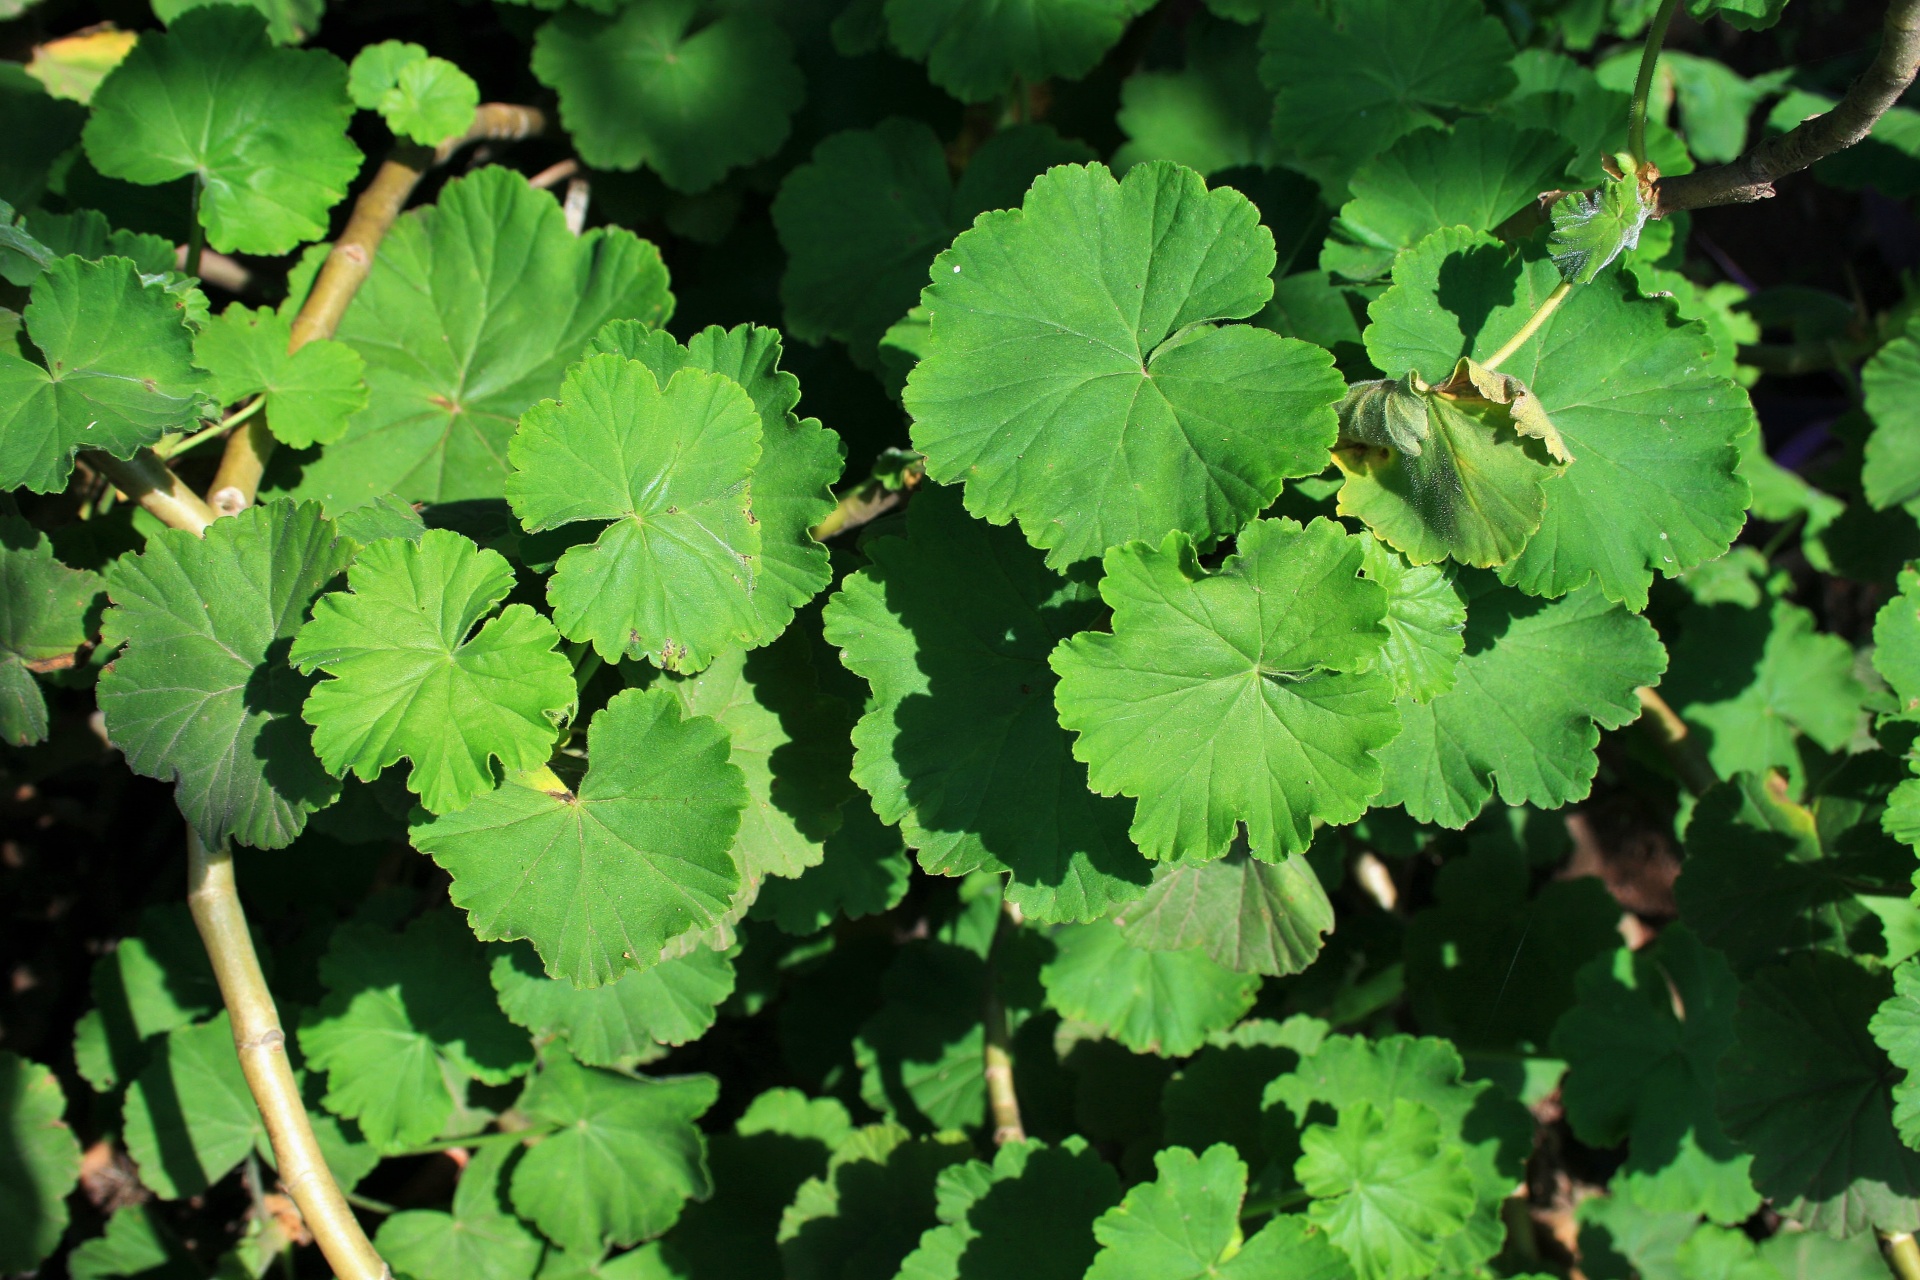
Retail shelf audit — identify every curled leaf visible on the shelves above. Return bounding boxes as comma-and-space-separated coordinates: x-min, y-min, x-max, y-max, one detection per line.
1549, 153, 1657, 285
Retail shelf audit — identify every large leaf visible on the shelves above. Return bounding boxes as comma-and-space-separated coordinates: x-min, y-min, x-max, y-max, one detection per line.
288, 167, 672, 509
1258, 0, 1518, 196
773, 119, 1092, 365
531, 0, 803, 191
0, 1053, 80, 1272
490, 940, 734, 1067
1718, 952, 1920, 1235
1297, 1099, 1477, 1280
411, 687, 747, 989
905, 160, 1345, 569
0, 516, 102, 747
1375, 574, 1666, 828
1040, 921, 1259, 1056
193, 304, 367, 449
823, 485, 1150, 921
298, 911, 532, 1152
0, 255, 209, 493
1052, 517, 1398, 862
1553, 926, 1760, 1224
100, 500, 351, 848
511, 1049, 717, 1253
291, 529, 573, 815
82, 7, 360, 255
884, 0, 1149, 102
1366, 227, 1754, 609
1113, 849, 1334, 977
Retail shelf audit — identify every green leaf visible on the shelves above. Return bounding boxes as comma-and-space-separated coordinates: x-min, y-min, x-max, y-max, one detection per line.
1266, 1034, 1534, 1277
68, 1204, 196, 1280
1863, 324, 1920, 512
411, 687, 747, 989
0, 516, 102, 747
508, 355, 763, 672
491, 940, 734, 1067
531, 0, 803, 191
83, 7, 360, 255
1375, 575, 1666, 828
1405, 837, 1623, 1053
511, 1048, 717, 1253
1086, 1144, 1353, 1280
298, 911, 532, 1152
0, 254, 209, 493
0, 1052, 81, 1272
291, 528, 575, 816
1298, 1099, 1477, 1280
152, 0, 324, 45
1358, 533, 1464, 704
884, 0, 1148, 102
377, 1141, 544, 1280
1663, 594, 1866, 778
193, 304, 367, 448
777, 1124, 975, 1280
560, 318, 848, 667
288, 167, 672, 510
1332, 359, 1568, 568
898, 1138, 1120, 1280
1687, 0, 1790, 32
1052, 517, 1398, 862
1873, 958, 1920, 1150
1113, 13, 1279, 175
754, 798, 914, 935
1875, 565, 1920, 717
74, 903, 220, 1093
1041, 920, 1259, 1056
99, 500, 351, 848
1550, 159, 1656, 284
1365, 227, 1754, 608
1257, 0, 1518, 196
120, 1013, 259, 1199
0, 64, 84, 208
905, 160, 1345, 569
1113, 849, 1334, 977
1553, 925, 1759, 1223
853, 941, 989, 1132
823, 485, 1150, 922
347, 41, 479, 146
1324, 118, 1572, 282
1161, 1018, 1329, 1170
1718, 952, 1920, 1235
1, 205, 176, 286
773, 118, 1092, 364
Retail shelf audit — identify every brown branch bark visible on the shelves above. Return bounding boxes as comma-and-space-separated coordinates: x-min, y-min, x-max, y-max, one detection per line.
983, 902, 1026, 1146
206, 104, 548, 516
1654, 0, 1920, 214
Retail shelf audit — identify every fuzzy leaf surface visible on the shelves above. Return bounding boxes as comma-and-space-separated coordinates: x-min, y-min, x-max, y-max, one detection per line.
1052, 517, 1398, 861
906, 160, 1344, 569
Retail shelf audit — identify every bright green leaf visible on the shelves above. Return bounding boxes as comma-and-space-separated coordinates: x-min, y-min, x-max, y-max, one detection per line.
1298, 1099, 1477, 1280
1358, 533, 1464, 704
74, 903, 219, 1093
152, 0, 325, 45
491, 940, 735, 1067
1114, 13, 1278, 175
291, 528, 575, 815
377, 1140, 544, 1280
0, 1052, 81, 1272
1864, 325, 1920, 513
1113, 849, 1334, 977
1041, 921, 1259, 1056
121, 1013, 259, 1199
193, 304, 367, 448
1875, 566, 1920, 717
347, 41, 479, 145
1052, 517, 1398, 862
853, 941, 990, 1132
754, 798, 913, 935
905, 160, 1345, 569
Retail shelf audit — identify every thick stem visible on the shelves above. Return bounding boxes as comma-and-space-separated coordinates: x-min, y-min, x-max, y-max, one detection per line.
206, 104, 548, 516
84, 449, 219, 535
186, 831, 390, 1280
1657, 0, 1920, 213
1885, 1231, 1920, 1280
183, 176, 206, 282
1628, 0, 1683, 169
1636, 686, 1719, 798
983, 904, 1026, 1146
1481, 282, 1573, 373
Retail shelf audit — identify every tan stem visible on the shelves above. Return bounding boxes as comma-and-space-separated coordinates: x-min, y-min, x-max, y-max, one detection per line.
983, 904, 1026, 1146
1636, 686, 1719, 798
1885, 1231, 1920, 1280
206, 104, 548, 516
1482, 281, 1573, 373
84, 449, 218, 535
186, 831, 390, 1280
1655, 0, 1920, 214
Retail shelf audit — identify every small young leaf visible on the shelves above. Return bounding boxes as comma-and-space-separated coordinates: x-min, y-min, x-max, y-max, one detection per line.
411, 687, 746, 989
1041, 921, 1259, 1057
1549, 157, 1655, 284
0, 255, 209, 493
83, 7, 360, 255
100, 500, 352, 848
192, 304, 366, 448
905, 160, 1345, 569
347, 40, 478, 145
1052, 517, 1398, 862
0, 1052, 81, 1272
291, 528, 575, 816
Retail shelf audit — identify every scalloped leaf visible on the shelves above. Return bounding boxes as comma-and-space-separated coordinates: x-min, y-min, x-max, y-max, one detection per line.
193, 304, 366, 448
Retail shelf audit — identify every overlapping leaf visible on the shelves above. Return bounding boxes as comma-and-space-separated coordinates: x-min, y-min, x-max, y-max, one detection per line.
825, 486, 1150, 921
884, 0, 1149, 102
411, 688, 746, 988
193, 304, 366, 448
83, 8, 360, 255
854, 941, 990, 1132
491, 939, 734, 1067
375, 1140, 542, 1280
777, 1123, 974, 1280
1113, 12, 1278, 175
1113, 849, 1334, 977
905, 160, 1345, 569
1053, 517, 1398, 861
897, 1138, 1120, 1280
291, 528, 573, 815
288, 167, 672, 509
100, 500, 350, 848
1864, 323, 1920, 512
1040, 921, 1259, 1056
1297, 1099, 1477, 1280
347, 40, 478, 145
0, 517, 101, 747
1358, 534, 1465, 703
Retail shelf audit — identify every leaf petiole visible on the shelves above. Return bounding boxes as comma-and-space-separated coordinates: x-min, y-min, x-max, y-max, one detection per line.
1481, 282, 1573, 373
